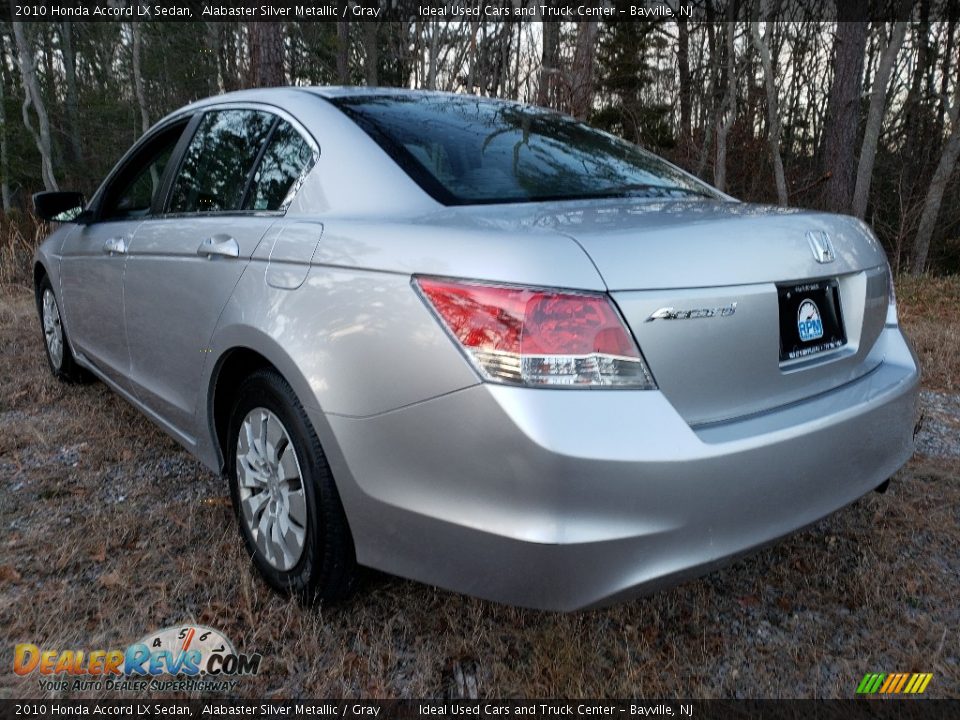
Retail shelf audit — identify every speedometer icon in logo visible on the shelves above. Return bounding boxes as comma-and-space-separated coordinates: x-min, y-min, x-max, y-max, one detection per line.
128, 624, 246, 676
797, 299, 824, 342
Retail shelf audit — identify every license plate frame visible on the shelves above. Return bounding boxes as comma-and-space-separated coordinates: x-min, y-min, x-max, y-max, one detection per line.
777, 278, 847, 362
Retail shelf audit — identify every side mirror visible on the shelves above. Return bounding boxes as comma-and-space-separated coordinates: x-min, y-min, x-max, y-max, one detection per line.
33, 191, 86, 223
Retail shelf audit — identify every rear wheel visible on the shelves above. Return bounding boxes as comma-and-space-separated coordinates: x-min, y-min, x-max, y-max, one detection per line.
36, 275, 91, 383
227, 369, 357, 604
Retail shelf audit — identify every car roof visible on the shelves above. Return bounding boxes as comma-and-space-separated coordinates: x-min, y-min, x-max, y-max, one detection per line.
180, 86, 500, 107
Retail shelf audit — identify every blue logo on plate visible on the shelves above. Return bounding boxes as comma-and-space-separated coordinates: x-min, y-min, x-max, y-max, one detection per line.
797, 299, 823, 342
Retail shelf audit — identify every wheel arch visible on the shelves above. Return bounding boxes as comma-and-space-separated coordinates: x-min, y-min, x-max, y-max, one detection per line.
205, 332, 339, 478
33, 261, 50, 304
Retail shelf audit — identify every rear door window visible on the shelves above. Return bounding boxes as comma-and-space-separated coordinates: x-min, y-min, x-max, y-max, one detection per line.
244, 120, 315, 211
168, 110, 273, 213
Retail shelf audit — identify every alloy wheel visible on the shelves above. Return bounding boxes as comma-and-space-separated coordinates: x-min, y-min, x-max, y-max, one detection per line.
235, 407, 308, 571
42, 289, 64, 371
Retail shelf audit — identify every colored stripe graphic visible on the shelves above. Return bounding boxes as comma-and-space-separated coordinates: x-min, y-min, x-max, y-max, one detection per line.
856, 673, 885, 694
857, 672, 932, 694
879, 674, 896, 693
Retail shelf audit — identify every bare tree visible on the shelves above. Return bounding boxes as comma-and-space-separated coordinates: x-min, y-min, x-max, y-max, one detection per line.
363, 23, 378, 86
819, 17, 869, 213
750, 19, 788, 205
426, 21, 438, 90
537, 19, 559, 107
714, 19, 737, 192
12, 21, 57, 191
336, 19, 350, 84
852, 21, 908, 219
677, 18, 692, 144
131, 21, 150, 135
0, 65, 10, 212
249, 23, 285, 87
911, 83, 960, 274
465, 21, 481, 95
569, 21, 599, 120
59, 22, 82, 166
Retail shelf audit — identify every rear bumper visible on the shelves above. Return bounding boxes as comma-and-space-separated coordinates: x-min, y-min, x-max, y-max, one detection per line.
319, 326, 919, 611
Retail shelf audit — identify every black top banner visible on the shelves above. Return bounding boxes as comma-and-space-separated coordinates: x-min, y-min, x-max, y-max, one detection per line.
1, 0, 957, 24
0, 701, 959, 720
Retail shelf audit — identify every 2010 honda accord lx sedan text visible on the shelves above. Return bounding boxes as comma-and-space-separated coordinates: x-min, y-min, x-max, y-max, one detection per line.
32, 88, 919, 611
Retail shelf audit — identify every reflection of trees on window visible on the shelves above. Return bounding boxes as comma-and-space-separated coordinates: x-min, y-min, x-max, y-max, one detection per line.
105, 122, 186, 220
336, 95, 718, 205
116, 145, 173, 215
245, 121, 313, 211
170, 110, 272, 213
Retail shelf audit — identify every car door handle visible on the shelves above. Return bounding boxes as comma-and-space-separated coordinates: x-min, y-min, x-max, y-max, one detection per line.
103, 237, 128, 255
197, 235, 240, 259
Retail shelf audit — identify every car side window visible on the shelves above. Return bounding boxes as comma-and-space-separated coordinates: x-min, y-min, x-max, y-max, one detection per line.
100, 121, 187, 221
244, 120, 315, 211
168, 109, 273, 213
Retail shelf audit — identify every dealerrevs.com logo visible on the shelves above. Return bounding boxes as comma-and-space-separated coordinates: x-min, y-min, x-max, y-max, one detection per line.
14, 624, 262, 693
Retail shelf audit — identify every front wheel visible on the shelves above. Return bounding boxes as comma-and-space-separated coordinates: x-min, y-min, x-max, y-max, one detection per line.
227, 369, 357, 604
36, 275, 91, 383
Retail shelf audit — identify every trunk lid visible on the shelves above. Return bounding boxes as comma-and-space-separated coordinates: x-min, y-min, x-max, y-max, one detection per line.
556, 199, 889, 425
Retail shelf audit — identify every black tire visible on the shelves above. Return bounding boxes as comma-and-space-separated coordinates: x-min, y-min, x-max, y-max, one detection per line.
35, 274, 93, 384
227, 368, 357, 604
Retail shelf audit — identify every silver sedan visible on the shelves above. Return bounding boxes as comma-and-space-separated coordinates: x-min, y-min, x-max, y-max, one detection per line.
33, 88, 919, 610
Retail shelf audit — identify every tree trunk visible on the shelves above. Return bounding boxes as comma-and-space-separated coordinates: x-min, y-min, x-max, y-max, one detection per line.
0, 71, 10, 212
677, 18, 692, 144
911, 88, 960, 274
750, 20, 787, 206
131, 21, 150, 135
249, 23, 284, 87
336, 19, 350, 84
12, 21, 58, 191
852, 21, 907, 219
426, 20, 438, 90
60, 22, 82, 166
569, 21, 599, 120
537, 19, 560, 107
819, 17, 869, 213
362, 23, 378, 86
714, 17, 737, 192
466, 22, 480, 95
935, 16, 957, 134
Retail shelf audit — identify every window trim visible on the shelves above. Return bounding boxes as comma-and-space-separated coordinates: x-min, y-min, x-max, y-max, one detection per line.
157, 101, 320, 219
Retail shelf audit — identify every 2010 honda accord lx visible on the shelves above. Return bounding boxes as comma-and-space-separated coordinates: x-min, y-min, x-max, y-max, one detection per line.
33, 88, 919, 611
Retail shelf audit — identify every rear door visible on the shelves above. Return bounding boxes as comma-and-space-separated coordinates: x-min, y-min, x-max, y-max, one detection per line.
123, 107, 318, 440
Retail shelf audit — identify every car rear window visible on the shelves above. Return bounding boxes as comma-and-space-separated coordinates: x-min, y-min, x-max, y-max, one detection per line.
332, 94, 718, 206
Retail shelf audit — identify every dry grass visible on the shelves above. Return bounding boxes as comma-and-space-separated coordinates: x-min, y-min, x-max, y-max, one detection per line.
0, 213, 45, 288
896, 274, 960, 393
0, 270, 958, 699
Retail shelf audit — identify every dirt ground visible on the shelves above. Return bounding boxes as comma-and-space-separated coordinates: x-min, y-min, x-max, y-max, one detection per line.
0, 279, 958, 700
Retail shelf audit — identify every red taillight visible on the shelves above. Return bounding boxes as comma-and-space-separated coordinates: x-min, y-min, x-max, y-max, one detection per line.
416, 277, 656, 388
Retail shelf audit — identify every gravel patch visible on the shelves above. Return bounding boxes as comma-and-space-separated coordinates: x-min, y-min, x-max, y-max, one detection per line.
916, 391, 960, 459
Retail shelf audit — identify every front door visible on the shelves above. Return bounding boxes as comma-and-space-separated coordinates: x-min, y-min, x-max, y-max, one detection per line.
58, 122, 186, 389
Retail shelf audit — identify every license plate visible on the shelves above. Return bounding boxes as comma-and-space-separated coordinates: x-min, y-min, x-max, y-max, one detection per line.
777, 279, 846, 361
